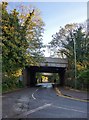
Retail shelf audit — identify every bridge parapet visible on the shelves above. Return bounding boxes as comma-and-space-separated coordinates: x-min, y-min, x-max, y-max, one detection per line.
40, 57, 68, 68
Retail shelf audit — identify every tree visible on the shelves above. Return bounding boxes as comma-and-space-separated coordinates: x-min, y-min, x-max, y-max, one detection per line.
1, 2, 45, 79
2, 2, 29, 75
18, 4, 45, 65
48, 24, 78, 57
1, 2, 45, 91
48, 23, 89, 89
49, 23, 88, 68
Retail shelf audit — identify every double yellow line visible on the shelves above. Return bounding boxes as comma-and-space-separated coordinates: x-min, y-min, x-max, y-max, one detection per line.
55, 87, 89, 103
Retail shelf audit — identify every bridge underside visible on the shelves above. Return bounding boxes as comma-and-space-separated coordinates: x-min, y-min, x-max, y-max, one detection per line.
23, 66, 66, 87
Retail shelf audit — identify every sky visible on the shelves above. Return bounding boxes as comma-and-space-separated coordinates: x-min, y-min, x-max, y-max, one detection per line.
7, 2, 87, 56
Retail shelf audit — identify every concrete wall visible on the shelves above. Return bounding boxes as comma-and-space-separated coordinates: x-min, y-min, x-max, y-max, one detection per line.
40, 57, 68, 67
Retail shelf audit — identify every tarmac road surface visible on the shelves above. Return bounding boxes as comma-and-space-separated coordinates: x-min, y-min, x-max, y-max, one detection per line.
2, 84, 89, 119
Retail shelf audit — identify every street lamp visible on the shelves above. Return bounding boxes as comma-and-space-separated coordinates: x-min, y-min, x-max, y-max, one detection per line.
73, 36, 77, 89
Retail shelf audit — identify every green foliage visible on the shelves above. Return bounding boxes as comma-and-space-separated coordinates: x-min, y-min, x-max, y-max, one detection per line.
2, 75, 24, 93
49, 23, 89, 90
2, 2, 28, 74
1, 2, 45, 92
77, 69, 89, 86
2, 2, 45, 73
48, 73, 59, 83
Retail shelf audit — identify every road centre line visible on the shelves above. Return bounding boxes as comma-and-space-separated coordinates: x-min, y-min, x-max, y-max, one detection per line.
17, 103, 52, 118
36, 89, 38, 91
32, 93, 36, 100
32, 88, 39, 100
52, 105, 88, 114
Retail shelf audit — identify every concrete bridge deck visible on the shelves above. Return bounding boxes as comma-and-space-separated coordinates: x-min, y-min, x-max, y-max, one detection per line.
40, 57, 68, 68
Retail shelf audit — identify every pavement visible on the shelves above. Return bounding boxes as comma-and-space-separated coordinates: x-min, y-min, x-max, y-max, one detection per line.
55, 86, 89, 102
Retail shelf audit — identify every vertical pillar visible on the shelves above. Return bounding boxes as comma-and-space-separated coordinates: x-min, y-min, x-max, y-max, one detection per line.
23, 67, 37, 87
23, 67, 29, 86
59, 68, 65, 87
27, 68, 31, 87
30, 71, 36, 87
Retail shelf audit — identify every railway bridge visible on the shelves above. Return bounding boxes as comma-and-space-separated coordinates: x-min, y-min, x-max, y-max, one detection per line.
23, 57, 68, 87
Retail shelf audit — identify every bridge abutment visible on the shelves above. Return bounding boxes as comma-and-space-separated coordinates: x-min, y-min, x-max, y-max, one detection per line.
29, 71, 36, 87
23, 67, 36, 87
59, 69, 65, 86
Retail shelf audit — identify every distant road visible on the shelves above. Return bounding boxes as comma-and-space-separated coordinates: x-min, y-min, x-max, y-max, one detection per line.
2, 86, 88, 118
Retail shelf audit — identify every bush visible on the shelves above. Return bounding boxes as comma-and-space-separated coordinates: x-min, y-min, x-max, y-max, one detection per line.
2, 75, 24, 92
77, 69, 89, 90
65, 69, 89, 90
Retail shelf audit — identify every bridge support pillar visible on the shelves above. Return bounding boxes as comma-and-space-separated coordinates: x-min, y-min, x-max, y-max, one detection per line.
26, 68, 30, 87
23, 68, 28, 86
23, 67, 36, 87
59, 69, 65, 87
29, 71, 36, 87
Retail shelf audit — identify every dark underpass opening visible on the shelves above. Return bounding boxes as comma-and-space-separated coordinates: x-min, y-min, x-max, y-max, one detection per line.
36, 72, 59, 84
23, 66, 66, 87
35, 72, 60, 88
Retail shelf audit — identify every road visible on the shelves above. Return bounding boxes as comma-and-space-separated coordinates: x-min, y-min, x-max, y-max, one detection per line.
2, 85, 88, 119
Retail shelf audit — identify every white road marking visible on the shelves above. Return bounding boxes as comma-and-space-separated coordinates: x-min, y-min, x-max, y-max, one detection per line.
52, 105, 87, 114
32, 88, 39, 100
36, 89, 38, 92
17, 103, 52, 118
32, 93, 36, 100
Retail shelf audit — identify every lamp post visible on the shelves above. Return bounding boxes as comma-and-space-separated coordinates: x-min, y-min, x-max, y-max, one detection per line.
73, 38, 77, 89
